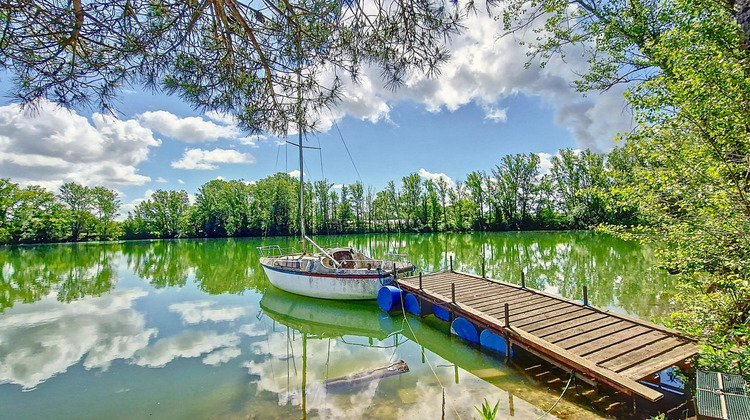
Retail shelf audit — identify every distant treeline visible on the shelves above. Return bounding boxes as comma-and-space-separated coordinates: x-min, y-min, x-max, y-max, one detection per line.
0, 147, 641, 245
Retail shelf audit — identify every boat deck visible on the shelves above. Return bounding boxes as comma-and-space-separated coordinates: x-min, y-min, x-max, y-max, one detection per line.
397, 271, 700, 402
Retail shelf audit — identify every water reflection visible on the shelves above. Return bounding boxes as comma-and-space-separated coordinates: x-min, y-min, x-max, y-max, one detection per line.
255, 286, 603, 419
121, 239, 264, 294
260, 286, 390, 340
0, 243, 120, 312
0, 233, 673, 419
2, 233, 673, 321
0, 288, 154, 389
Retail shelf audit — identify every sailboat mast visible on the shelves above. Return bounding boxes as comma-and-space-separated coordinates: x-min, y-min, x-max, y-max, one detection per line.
295, 23, 306, 253
298, 124, 305, 251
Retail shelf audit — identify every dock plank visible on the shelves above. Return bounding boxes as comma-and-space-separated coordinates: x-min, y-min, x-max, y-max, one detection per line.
551, 321, 638, 348
562, 324, 650, 352
600, 337, 686, 372
516, 308, 592, 330
543, 317, 626, 344
619, 344, 700, 380
503, 300, 572, 321
533, 313, 612, 338
584, 330, 667, 363
472, 294, 549, 311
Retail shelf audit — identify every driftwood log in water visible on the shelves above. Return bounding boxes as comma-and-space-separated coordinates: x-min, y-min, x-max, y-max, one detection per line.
324, 360, 409, 394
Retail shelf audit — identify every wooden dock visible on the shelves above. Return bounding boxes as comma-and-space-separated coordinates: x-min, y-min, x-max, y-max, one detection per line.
395, 271, 700, 402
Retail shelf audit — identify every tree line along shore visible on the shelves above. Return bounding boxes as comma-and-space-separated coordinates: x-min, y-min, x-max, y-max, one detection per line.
1, 147, 637, 244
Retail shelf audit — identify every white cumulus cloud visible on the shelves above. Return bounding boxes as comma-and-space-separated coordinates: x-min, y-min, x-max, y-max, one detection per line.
0, 289, 154, 390
315, 7, 631, 151
204, 110, 238, 125
0, 101, 160, 189
484, 107, 508, 123
238, 134, 265, 147
169, 301, 249, 325
135, 331, 240, 368
418, 168, 454, 186
137, 110, 239, 143
171, 148, 255, 170
288, 170, 305, 179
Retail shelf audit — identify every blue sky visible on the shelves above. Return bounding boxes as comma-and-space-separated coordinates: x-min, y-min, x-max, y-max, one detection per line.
0, 12, 632, 217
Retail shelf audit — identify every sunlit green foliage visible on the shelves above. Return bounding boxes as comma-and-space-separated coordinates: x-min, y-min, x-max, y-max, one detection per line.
90, 186, 122, 240
123, 190, 190, 238
58, 182, 95, 241
502, 0, 750, 373
190, 179, 254, 237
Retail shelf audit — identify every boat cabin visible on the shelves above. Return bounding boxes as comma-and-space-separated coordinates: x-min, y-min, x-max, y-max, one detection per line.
321, 248, 377, 270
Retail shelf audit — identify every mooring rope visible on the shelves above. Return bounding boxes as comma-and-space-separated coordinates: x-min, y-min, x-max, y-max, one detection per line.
536, 371, 575, 419
397, 289, 464, 420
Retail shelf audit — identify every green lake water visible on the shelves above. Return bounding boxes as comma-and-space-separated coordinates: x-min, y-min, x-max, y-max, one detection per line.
0, 232, 678, 419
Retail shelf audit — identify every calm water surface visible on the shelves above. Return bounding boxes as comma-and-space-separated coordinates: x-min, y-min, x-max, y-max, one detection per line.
0, 232, 677, 419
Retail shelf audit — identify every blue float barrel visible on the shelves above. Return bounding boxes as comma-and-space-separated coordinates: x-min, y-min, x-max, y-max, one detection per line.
404, 294, 421, 315
451, 317, 479, 344
377, 286, 403, 312
480, 330, 513, 357
433, 304, 451, 321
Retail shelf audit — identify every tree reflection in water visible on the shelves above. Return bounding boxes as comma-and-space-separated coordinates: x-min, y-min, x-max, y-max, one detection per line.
0, 232, 666, 419
1, 232, 675, 322
0, 242, 120, 312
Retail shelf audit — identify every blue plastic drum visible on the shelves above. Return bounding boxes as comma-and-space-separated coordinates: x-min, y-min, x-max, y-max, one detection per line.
479, 330, 513, 357
433, 305, 451, 321
404, 293, 422, 315
451, 317, 479, 344
377, 286, 403, 312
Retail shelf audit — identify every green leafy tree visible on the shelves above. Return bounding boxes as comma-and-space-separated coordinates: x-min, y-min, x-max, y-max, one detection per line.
425, 180, 441, 231
4, 185, 67, 244
549, 149, 608, 228
401, 173, 424, 230
349, 181, 365, 232
337, 185, 353, 232
128, 189, 190, 238
252, 173, 297, 236
58, 182, 94, 241
328, 189, 340, 232
503, 0, 750, 372
365, 186, 376, 232
434, 177, 451, 229
466, 171, 488, 230
490, 153, 540, 227
90, 186, 121, 240
312, 180, 333, 234
384, 181, 401, 232
372, 189, 391, 232
451, 179, 467, 230
0, 179, 20, 243
192, 179, 253, 237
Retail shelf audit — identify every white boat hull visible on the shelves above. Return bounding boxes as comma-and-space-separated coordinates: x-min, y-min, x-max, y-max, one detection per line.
260, 263, 392, 300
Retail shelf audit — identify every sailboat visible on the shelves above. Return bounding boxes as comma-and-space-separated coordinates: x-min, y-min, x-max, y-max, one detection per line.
257, 110, 414, 300
258, 236, 413, 300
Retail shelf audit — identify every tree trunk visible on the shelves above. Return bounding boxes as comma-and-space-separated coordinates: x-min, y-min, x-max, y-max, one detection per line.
734, 0, 750, 51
